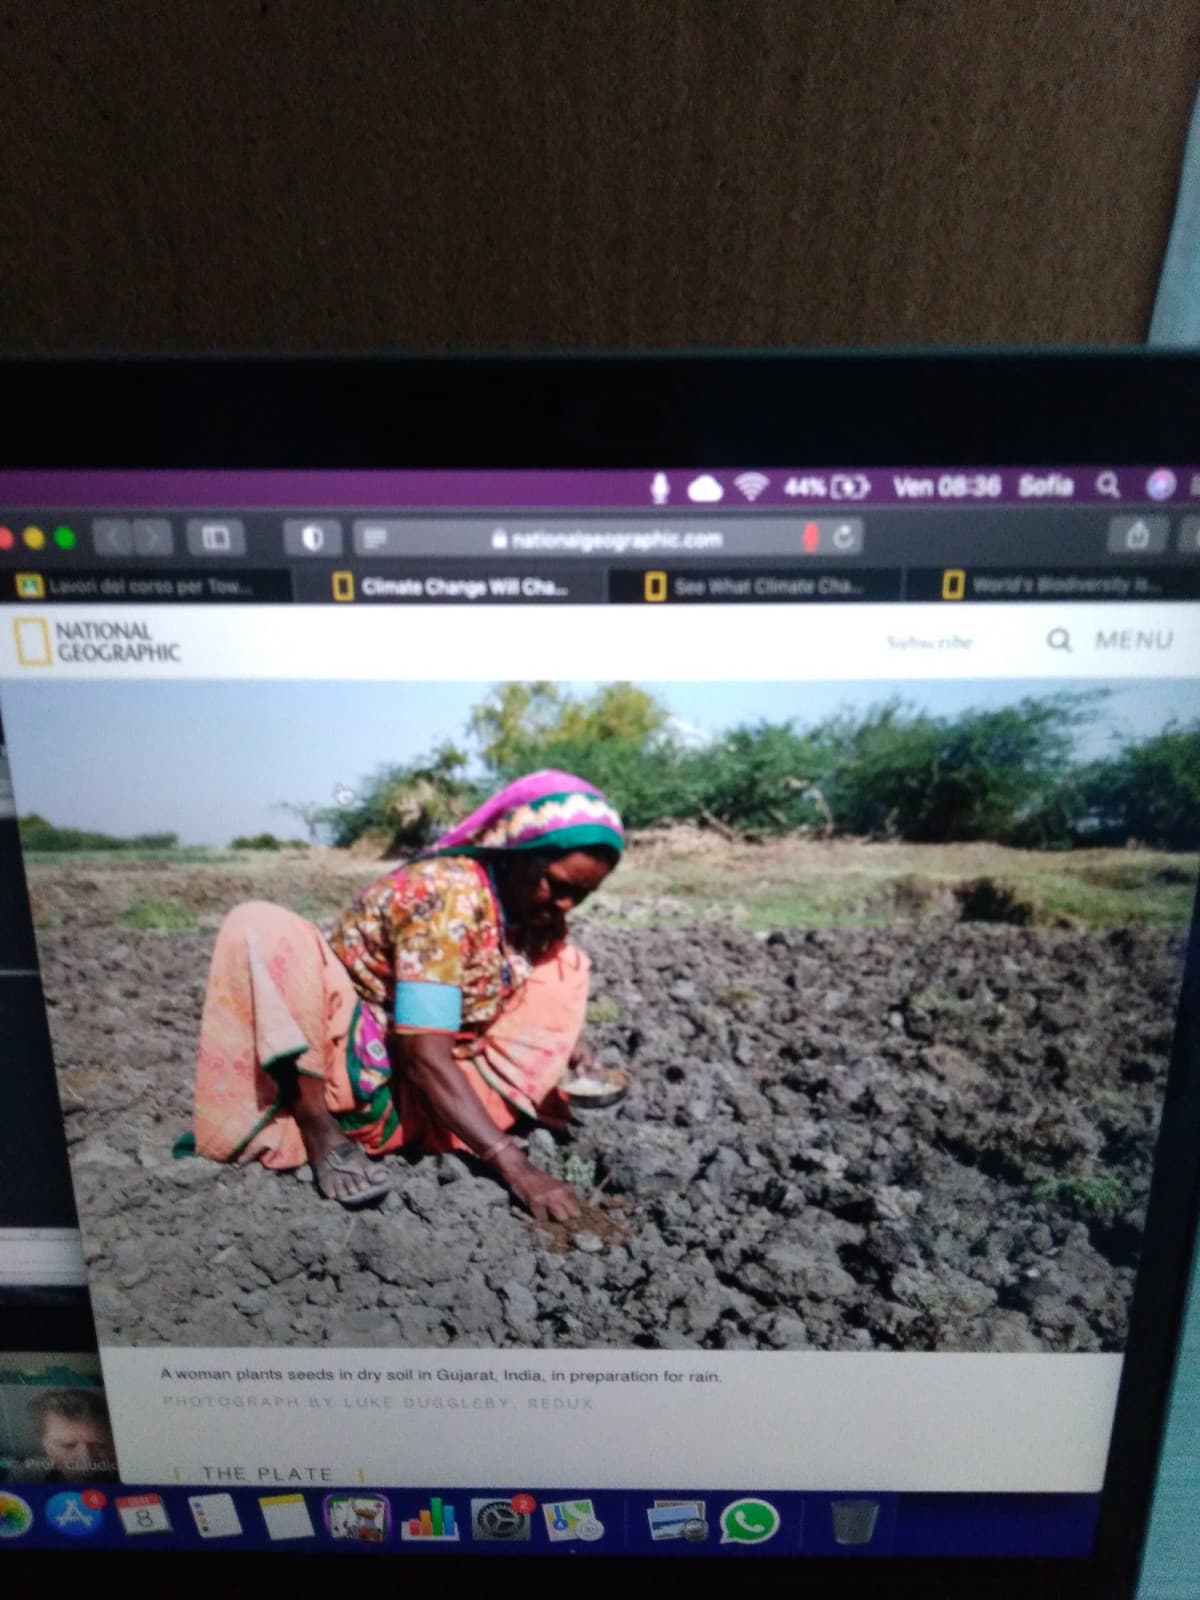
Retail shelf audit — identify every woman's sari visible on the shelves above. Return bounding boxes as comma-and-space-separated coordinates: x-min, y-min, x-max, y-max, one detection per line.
188, 770, 623, 1168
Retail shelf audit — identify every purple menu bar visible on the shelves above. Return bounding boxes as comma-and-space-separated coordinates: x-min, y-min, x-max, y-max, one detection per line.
0, 465, 1198, 509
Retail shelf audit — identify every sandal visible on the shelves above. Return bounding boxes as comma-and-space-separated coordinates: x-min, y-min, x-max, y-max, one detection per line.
313, 1139, 393, 1210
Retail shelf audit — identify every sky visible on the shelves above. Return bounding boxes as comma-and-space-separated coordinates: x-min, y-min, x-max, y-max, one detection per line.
1, 676, 1195, 847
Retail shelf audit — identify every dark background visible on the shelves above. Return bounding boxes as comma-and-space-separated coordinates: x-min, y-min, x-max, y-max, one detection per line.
1, 0, 1197, 352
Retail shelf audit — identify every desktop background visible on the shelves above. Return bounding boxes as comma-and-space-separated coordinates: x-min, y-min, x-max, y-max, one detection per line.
3, 676, 1196, 1352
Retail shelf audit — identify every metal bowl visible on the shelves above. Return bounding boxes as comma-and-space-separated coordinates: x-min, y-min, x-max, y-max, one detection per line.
557, 1065, 630, 1112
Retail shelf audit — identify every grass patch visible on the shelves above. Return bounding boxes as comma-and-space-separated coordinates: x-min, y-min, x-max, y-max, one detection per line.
1031, 878, 1196, 929
1032, 1174, 1129, 1220
24, 848, 239, 867
586, 999, 621, 1025
606, 841, 1198, 932
120, 896, 199, 932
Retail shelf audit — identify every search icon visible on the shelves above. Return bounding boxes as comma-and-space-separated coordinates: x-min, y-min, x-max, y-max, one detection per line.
1096, 471, 1120, 499
1047, 627, 1073, 653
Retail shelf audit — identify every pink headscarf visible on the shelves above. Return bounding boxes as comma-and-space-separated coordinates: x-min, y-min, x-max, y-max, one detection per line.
429, 769, 624, 857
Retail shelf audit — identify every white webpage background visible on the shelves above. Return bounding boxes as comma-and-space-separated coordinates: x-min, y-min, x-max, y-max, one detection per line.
103, 1347, 1121, 1491
0, 602, 1197, 682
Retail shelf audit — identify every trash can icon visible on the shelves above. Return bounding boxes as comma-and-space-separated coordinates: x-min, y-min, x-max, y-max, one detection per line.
831, 1499, 879, 1545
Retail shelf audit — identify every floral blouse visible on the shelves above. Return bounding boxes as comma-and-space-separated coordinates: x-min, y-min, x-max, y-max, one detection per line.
329, 855, 530, 1035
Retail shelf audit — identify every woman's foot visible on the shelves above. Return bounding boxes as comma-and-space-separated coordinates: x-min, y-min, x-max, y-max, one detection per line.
311, 1137, 392, 1209
285, 1070, 391, 1207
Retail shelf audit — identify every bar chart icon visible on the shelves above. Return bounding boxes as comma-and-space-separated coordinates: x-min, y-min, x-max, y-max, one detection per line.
400, 1497, 459, 1541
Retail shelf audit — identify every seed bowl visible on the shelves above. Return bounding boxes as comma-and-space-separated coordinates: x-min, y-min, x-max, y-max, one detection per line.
557, 1065, 630, 1112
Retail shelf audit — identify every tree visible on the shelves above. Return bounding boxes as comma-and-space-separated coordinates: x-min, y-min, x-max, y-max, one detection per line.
467, 683, 564, 773
275, 801, 326, 844
321, 742, 480, 853
1083, 722, 1200, 850
286, 683, 1197, 855
552, 682, 668, 748
822, 695, 1099, 843
689, 721, 835, 833
472, 681, 670, 780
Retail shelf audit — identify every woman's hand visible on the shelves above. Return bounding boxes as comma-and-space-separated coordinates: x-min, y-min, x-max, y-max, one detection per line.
394, 1031, 582, 1220
493, 1144, 582, 1222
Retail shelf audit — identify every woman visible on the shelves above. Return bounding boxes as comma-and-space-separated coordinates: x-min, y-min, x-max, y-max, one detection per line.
187, 770, 622, 1223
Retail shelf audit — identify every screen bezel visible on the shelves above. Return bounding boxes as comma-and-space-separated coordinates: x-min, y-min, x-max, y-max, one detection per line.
2, 347, 1199, 1600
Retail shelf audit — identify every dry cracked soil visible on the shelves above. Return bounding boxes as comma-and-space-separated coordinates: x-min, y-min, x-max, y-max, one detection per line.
35, 859, 1182, 1353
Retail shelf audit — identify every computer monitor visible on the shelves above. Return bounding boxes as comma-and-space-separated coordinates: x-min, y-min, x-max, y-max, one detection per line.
1, 352, 1198, 1597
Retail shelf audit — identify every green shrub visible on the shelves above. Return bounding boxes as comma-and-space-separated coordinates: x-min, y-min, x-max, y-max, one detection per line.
1032, 1174, 1128, 1220
19, 815, 180, 853
284, 684, 1200, 854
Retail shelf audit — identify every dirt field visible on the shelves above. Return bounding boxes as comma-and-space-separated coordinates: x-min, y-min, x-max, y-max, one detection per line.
29, 844, 1189, 1352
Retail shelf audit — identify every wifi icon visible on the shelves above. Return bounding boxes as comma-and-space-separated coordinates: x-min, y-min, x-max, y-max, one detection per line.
734, 471, 770, 502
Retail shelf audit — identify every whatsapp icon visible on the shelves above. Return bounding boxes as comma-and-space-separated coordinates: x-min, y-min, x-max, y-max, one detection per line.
719, 1497, 780, 1545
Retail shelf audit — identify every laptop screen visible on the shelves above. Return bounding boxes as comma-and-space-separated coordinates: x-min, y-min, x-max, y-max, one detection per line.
1, 460, 1197, 1563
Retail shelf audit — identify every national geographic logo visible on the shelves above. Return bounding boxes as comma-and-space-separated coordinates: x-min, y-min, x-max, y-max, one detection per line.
10, 617, 183, 667
12, 617, 51, 667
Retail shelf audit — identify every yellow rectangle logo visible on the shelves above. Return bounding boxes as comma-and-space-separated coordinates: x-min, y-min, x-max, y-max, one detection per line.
941, 568, 966, 601
644, 570, 667, 602
14, 617, 52, 666
15, 571, 45, 599
332, 571, 355, 602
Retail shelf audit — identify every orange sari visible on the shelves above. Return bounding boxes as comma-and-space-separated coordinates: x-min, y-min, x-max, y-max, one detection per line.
190, 899, 590, 1170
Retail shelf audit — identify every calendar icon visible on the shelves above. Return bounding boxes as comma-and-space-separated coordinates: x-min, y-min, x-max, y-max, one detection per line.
116, 1493, 172, 1536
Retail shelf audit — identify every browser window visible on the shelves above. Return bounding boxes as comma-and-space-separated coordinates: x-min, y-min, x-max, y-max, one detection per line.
0, 464, 1197, 1557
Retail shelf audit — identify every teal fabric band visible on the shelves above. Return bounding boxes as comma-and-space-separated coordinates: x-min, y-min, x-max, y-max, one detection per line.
436, 822, 624, 858
394, 979, 463, 1032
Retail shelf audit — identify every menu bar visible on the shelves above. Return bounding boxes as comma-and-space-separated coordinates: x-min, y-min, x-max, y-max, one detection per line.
2, 465, 1200, 509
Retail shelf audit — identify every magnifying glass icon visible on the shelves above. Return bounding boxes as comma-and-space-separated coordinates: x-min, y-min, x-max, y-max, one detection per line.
1047, 627, 1072, 653
1096, 471, 1120, 498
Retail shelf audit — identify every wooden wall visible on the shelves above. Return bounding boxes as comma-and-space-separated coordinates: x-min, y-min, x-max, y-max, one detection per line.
1, 0, 1197, 351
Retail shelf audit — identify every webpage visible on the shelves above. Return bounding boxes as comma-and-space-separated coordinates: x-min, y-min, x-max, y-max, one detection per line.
1, 467, 1198, 1557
